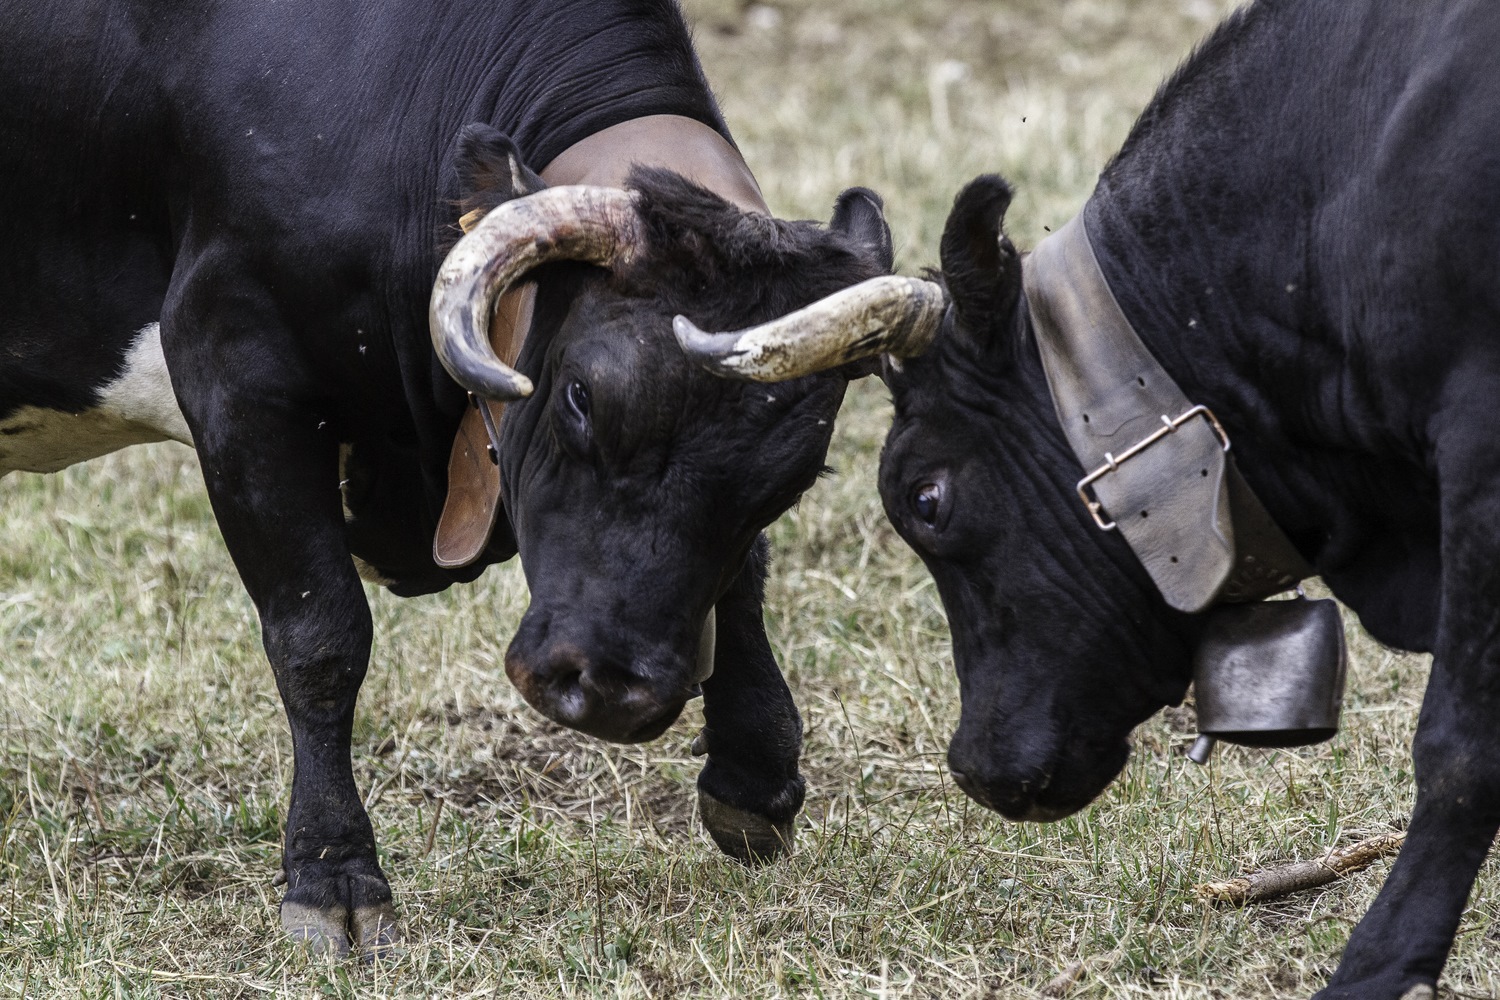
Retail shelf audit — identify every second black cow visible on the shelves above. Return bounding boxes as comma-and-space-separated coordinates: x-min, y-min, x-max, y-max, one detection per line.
681, 0, 1500, 995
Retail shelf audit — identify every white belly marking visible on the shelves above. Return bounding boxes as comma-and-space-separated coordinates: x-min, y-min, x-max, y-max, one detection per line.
0, 322, 194, 476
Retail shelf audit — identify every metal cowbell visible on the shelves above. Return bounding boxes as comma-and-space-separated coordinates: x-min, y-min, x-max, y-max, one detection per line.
1185, 597, 1348, 765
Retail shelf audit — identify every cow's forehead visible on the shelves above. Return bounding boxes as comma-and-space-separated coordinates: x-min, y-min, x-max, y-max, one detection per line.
885, 350, 960, 420
552, 300, 692, 396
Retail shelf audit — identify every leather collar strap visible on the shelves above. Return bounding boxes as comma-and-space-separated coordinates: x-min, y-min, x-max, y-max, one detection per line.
1021, 215, 1310, 613
433, 115, 768, 568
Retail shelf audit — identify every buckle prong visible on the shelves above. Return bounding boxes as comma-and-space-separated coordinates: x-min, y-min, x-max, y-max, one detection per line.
470, 391, 505, 467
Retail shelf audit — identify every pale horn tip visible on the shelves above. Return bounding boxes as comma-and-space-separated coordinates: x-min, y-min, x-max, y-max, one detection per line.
673, 314, 750, 376
484, 371, 535, 401
454, 362, 535, 402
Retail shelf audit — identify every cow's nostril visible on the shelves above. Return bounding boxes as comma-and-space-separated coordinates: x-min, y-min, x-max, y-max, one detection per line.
550, 670, 589, 725
505, 637, 691, 742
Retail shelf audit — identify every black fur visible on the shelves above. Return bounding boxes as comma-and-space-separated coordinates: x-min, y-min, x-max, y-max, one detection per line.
621, 167, 891, 320
882, 1, 1500, 996
454, 125, 549, 223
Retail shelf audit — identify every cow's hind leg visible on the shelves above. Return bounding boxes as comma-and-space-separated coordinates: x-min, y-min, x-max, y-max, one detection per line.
162, 301, 400, 958
695, 535, 805, 861
1317, 442, 1500, 999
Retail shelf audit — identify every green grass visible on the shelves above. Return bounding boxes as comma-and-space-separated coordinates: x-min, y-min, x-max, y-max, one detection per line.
3, 0, 1498, 996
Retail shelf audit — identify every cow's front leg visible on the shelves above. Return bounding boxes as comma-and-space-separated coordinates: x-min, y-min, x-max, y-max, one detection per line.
1317, 467, 1500, 999
165, 332, 400, 956
1315, 681, 1499, 999
695, 536, 805, 861
265, 584, 398, 960
206, 427, 399, 956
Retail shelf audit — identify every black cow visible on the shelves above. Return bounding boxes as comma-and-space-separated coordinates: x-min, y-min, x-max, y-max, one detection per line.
1, 0, 894, 955
678, 1, 1500, 995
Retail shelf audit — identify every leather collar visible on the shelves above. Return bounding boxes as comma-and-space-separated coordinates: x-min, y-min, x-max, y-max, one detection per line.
433, 115, 768, 568
1022, 215, 1310, 613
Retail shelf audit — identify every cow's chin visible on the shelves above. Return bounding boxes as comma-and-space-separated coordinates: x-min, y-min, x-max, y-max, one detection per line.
614, 700, 688, 744
986, 794, 1092, 824
518, 686, 688, 744
949, 737, 1132, 823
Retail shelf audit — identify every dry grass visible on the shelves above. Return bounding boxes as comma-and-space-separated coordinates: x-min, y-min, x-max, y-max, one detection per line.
3, 0, 1498, 997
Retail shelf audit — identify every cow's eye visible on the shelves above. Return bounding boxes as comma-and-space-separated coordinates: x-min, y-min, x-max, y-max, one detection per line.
912, 482, 944, 525
565, 379, 591, 421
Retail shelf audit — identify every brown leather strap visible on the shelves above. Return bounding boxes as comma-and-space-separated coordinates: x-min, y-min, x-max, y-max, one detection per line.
432, 281, 534, 568
1219, 466, 1312, 602
543, 115, 766, 214
433, 116, 767, 568
1023, 215, 1310, 612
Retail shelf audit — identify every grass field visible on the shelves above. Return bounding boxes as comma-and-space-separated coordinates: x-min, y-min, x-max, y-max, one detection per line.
3, 0, 1498, 997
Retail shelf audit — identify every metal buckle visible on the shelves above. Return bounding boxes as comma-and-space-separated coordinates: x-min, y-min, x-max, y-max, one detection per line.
1075, 404, 1231, 531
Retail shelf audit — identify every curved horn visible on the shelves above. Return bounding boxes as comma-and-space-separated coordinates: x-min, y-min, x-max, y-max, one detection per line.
430, 186, 645, 400
673, 275, 948, 383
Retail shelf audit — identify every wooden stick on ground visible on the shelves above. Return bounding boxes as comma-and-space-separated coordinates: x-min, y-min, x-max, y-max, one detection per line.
1040, 951, 1121, 998
1195, 831, 1406, 905
1040, 960, 1088, 998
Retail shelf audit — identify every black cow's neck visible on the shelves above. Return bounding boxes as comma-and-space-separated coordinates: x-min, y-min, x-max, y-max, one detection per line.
1083, 5, 1312, 401
1072, 0, 1339, 563
461, 0, 732, 171
1073, 0, 1452, 633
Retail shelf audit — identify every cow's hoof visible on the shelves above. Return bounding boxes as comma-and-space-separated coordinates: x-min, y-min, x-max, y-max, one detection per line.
353, 902, 403, 958
1398, 986, 1435, 1000
699, 789, 795, 862
280, 871, 403, 960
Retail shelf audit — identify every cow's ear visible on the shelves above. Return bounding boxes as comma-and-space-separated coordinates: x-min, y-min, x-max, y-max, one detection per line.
939, 175, 1021, 341
454, 123, 546, 208
830, 187, 894, 272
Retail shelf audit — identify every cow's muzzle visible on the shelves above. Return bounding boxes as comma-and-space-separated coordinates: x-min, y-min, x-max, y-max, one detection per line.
504, 617, 713, 743
946, 730, 1130, 823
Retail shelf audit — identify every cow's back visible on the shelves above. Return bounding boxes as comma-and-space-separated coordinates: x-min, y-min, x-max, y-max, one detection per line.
1082, 0, 1500, 650
0, 0, 721, 483
1096, 0, 1500, 447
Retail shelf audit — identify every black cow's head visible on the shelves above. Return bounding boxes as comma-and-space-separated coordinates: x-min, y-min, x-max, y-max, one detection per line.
681, 175, 1198, 819
879, 178, 1202, 819
430, 125, 895, 743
